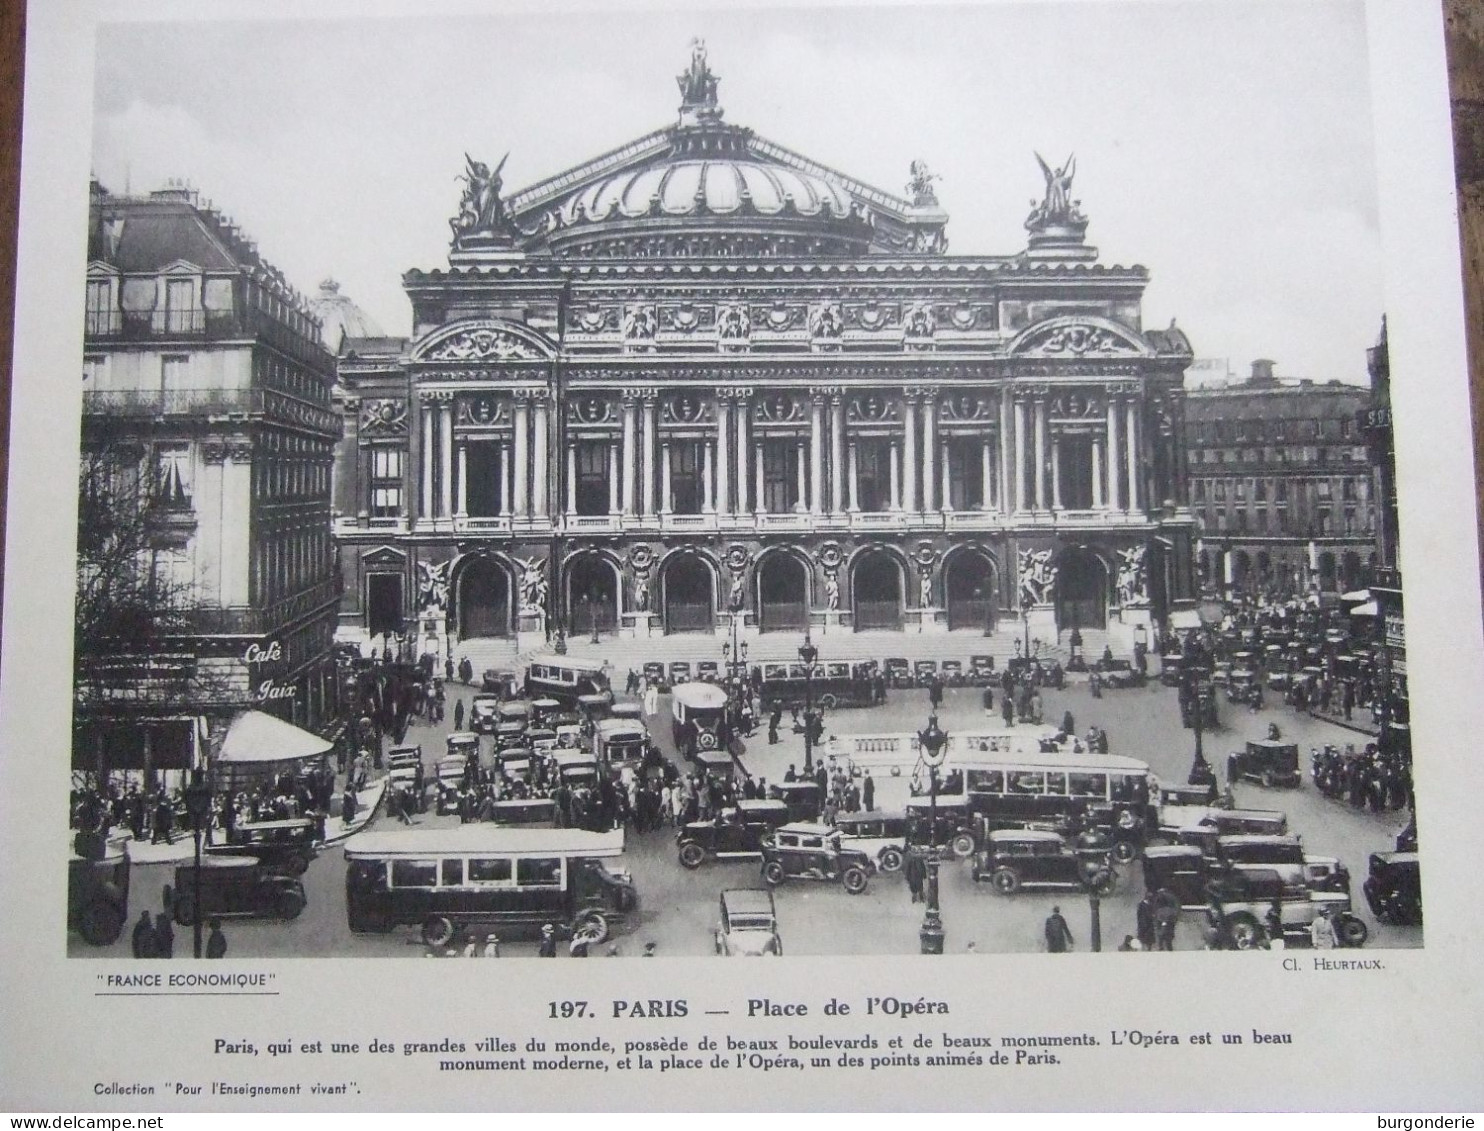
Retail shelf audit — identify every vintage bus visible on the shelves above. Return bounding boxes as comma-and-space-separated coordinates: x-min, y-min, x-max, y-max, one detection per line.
344, 827, 637, 947
942, 748, 1158, 862
757, 661, 875, 710
671, 681, 730, 759
524, 655, 613, 709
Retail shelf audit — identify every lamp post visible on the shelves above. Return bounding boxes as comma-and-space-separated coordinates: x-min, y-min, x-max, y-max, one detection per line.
1182, 637, 1213, 787
183, 768, 214, 959
917, 713, 949, 955
587, 592, 599, 644
799, 633, 818, 773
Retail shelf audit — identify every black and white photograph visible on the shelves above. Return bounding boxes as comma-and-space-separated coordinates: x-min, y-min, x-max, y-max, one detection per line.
65, 3, 1418, 961
5, 0, 1482, 1114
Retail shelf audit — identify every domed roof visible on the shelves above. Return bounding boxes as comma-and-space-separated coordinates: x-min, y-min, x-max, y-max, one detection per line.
308, 278, 384, 353
558, 159, 855, 227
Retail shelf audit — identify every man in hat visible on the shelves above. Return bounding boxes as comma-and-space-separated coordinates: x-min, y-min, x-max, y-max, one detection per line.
482, 934, 501, 958
1044, 906, 1074, 953
205, 918, 228, 959
538, 923, 558, 957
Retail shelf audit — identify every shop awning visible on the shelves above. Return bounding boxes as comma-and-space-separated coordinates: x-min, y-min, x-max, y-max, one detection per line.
217, 710, 332, 764
1348, 601, 1379, 617
1340, 589, 1372, 602
1170, 609, 1204, 629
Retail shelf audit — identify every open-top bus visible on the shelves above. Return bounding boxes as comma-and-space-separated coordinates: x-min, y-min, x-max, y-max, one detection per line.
344, 826, 637, 947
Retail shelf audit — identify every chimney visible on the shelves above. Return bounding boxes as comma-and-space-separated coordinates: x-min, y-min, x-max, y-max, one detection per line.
1249, 359, 1277, 385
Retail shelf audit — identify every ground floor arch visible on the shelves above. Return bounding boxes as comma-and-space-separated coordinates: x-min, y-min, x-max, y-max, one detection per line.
1055, 547, 1108, 630
457, 556, 512, 638
1318, 551, 1337, 591
1232, 549, 1252, 589
944, 548, 999, 631
662, 553, 716, 634
757, 551, 809, 633
566, 552, 619, 637
1341, 551, 1363, 591
852, 549, 904, 632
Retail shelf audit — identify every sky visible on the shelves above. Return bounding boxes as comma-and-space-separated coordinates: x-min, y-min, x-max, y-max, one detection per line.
89, 1, 1384, 382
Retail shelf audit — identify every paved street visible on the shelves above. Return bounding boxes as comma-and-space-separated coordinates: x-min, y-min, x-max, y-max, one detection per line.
70, 669, 1420, 960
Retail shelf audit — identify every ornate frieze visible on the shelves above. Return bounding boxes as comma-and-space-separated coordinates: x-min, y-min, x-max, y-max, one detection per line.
754, 391, 805, 423
847, 392, 898, 423
567, 394, 617, 425
661, 392, 711, 424
458, 394, 509, 426
423, 326, 542, 362
1046, 390, 1105, 420
359, 398, 409, 436
939, 392, 991, 421
716, 303, 752, 344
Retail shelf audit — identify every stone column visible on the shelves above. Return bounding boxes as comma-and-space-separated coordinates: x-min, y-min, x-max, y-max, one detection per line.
1106, 396, 1122, 512
1051, 431, 1062, 510
501, 442, 513, 515
439, 397, 454, 519
420, 396, 434, 521
640, 396, 657, 516
889, 441, 902, 510
702, 440, 715, 513
1126, 397, 1140, 514
999, 389, 1013, 515
847, 442, 860, 513
980, 439, 993, 511
754, 444, 765, 515
607, 443, 620, 515
1013, 397, 1027, 513
809, 394, 825, 515
1092, 435, 1104, 509
715, 396, 731, 517
532, 396, 549, 516
794, 440, 807, 512
660, 441, 673, 514
621, 396, 637, 516
565, 442, 577, 514
456, 442, 468, 518
903, 396, 918, 512
941, 440, 953, 512
736, 394, 751, 513
830, 396, 845, 514
1033, 397, 1047, 511
922, 393, 938, 512
512, 396, 529, 517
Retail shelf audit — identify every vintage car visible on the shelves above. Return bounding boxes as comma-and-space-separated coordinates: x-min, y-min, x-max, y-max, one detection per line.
1363, 851, 1422, 925
481, 669, 520, 698
1158, 783, 1219, 809
696, 660, 721, 683
1207, 867, 1368, 949
884, 658, 913, 689
1227, 739, 1302, 788
210, 816, 319, 875
642, 661, 668, 689
594, 718, 649, 770
553, 750, 602, 788
913, 659, 940, 687
677, 800, 791, 869
759, 823, 875, 893
1213, 834, 1350, 895
169, 856, 306, 924
1157, 805, 1288, 844
832, 810, 909, 873
768, 780, 823, 823
469, 694, 502, 735
446, 731, 480, 762
1097, 658, 1145, 689
609, 702, 644, 723
487, 797, 558, 828
969, 655, 996, 685
69, 831, 130, 946
387, 745, 427, 812
714, 888, 782, 957
1158, 652, 1184, 687
904, 796, 979, 858
530, 698, 563, 729
971, 828, 1116, 895
432, 757, 468, 815
940, 659, 966, 687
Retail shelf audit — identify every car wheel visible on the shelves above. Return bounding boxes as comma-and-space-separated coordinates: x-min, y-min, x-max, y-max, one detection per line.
762, 861, 785, 887
677, 842, 706, 870
284, 854, 310, 877
79, 899, 125, 946
841, 867, 869, 895
818, 694, 839, 710
1338, 915, 1369, 948
950, 833, 976, 859
276, 889, 306, 921
421, 915, 455, 948
574, 911, 609, 944
1228, 914, 1262, 950
878, 847, 904, 873
991, 867, 1020, 895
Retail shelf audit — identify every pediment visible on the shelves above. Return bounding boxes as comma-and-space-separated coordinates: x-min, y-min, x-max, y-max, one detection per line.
159, 259, 204, 276
86, 260, 121, 278
1008, 316, 1151, 359
409, 319, 554, 364
361, 545, 408, 567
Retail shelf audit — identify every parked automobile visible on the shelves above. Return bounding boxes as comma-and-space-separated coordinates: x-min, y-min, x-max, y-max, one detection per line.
940, 660, 966, 687
971, 828, 1116, 895
969, 655, 996, 685
1363, 851, 1422, 925
1157, 805, 1288, 844
768, 781, 823, 823
432, 758, 467, 815
469, 694, 502, 735
169, 857, 306, 924
1213, 834, 1350, 895
677, 800, 791, 869
481, 669, 520, 698
1097, 658, 1145, 689
832, 810, 909, 873
905, 797, 978, 858
714, 888, 782, 957
1227, 739, 1302, 788
913, 660, 939, 687
1205, 867, 1368, 949
210, 817, 319, 876
884, 658, 912, 689
69, 831, 130, 946
387, 745, 427, 813
759, 823, 874, 893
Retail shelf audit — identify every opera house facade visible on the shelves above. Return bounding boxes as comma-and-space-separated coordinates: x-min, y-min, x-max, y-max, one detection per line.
330, 43, 1198, 665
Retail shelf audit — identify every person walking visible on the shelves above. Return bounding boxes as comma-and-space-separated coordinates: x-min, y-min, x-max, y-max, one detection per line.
205, 918, 228, 958
1001, 693, 1015, 727
131, 910, 158, 959
151, 793, 175, 845
453, 698, 465, 732
862, 773, 875, 812
1154, 905, 1177, 951
1044, 906, 1074, 953
153, 910, 175, 959
1310, 906, 1338, 950
928, 675, 944, 711
643, 682, 659, 718
905, 850, 927, 903
538, 923, 558, 957
1136, 892, 1157, 951
981, 684, 995, 716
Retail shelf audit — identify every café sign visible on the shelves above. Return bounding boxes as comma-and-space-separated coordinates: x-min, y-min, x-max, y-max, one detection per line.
244, 640, 282, 665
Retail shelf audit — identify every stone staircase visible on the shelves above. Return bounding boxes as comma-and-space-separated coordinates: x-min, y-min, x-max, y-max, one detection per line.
450, 626, 1118, 678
